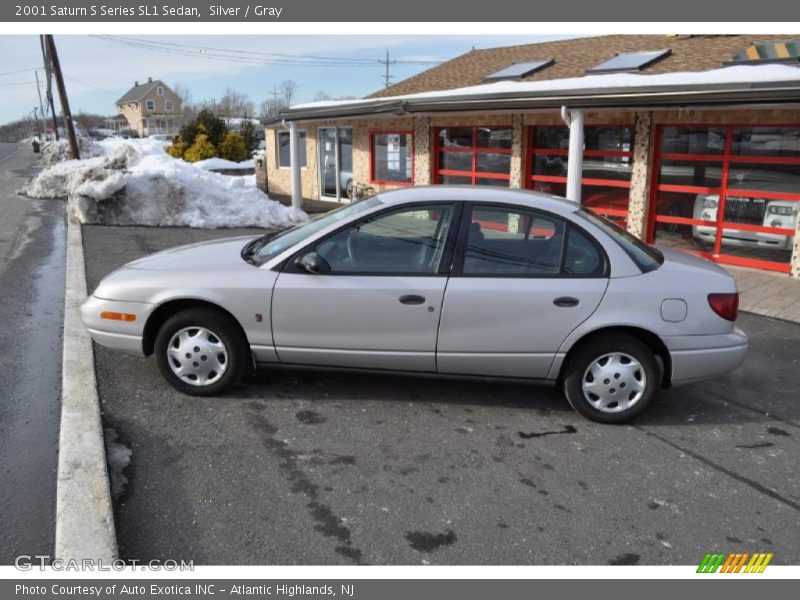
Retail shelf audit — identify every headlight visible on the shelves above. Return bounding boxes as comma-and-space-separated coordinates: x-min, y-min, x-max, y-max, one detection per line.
767, 205, 794, 216
702, 198, 718, 209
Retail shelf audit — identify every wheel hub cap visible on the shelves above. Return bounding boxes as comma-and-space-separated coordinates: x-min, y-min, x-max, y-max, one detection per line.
166, 327, 228, 386
581, 352, 646, 413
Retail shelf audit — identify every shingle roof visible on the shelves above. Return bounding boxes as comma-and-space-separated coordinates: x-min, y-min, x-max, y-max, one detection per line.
370, 34, 800, 98
115, 80, 166, 105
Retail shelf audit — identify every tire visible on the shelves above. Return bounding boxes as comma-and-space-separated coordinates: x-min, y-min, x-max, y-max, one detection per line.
561, 335, 658, 424
154, 307, 249, 397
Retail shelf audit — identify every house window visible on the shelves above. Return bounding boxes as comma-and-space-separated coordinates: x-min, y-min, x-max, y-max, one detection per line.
146, 99, 155, 111
370, 131, 413, 185
157, 86, 164, 96
528, 125, 634, 225
434, 126, 512, 186
165, 100, 173, 112
277, 130, 307, 168
649, 125, 800, 274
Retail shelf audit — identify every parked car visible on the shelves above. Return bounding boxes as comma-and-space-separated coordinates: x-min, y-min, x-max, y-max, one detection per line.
692, 169, 800, 251
9, 136, 17, 143
82, 187, 748, 423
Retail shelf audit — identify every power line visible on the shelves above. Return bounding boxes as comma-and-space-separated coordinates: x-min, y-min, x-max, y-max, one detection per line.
0, 67, 42, 77
90, 35, 442, 68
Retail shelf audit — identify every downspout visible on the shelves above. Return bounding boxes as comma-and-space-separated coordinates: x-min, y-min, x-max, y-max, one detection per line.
560, 106, 584, 203
283, 119, 303, 209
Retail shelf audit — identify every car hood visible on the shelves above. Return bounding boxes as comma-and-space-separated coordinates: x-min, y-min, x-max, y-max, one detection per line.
123, 235, 258, 271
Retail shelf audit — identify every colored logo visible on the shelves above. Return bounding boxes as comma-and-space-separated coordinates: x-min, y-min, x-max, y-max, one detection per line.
697, 552, 773, 573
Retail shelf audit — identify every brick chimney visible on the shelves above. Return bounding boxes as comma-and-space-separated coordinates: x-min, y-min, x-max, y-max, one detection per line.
134, 80, 139, 86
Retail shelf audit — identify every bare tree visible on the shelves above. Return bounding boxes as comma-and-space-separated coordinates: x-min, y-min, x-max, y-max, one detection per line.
217, 87, 255, 118
313, 91, 332, 102
279, 80, 297, 108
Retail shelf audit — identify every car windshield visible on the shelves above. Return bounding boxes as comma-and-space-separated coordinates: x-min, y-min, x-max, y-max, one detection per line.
578, 210, 663, 273
243, 196, 384, 266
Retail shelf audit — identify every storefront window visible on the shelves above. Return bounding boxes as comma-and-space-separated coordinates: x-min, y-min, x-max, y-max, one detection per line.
435, 126, 512, 186
277, 130, 307, 168
370, 131, 413, 185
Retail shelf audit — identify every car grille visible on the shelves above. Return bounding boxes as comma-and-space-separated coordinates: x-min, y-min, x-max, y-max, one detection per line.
723, 197, 766, 225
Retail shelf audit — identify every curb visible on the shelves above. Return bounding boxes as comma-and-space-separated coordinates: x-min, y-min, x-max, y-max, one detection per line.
55, 214, 118, 561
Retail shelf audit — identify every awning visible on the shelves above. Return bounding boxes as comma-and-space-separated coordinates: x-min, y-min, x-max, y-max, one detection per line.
272, 64, 800, 123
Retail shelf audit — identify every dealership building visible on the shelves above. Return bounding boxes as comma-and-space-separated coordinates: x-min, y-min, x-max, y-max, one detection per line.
264, 35, 800, 276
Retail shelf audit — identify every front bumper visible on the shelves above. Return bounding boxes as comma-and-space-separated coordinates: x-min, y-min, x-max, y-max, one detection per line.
665, 328, 749, 386
693, 225, 794, 251
81, 295, 154, 356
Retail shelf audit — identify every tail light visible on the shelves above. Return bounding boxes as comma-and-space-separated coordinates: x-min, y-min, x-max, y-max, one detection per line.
708, 293, 739, 321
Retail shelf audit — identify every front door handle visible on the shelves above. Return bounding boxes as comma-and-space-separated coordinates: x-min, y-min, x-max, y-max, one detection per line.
399, 294, 426, 305
553, 296, 580, 307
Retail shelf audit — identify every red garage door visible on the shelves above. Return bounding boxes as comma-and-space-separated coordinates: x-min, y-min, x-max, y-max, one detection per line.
648, 125, 800, 273
434, 126, 512, 186
527, 125, 634, 226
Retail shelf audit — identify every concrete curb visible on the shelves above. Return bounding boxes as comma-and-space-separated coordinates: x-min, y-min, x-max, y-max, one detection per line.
55, 214, 118, 561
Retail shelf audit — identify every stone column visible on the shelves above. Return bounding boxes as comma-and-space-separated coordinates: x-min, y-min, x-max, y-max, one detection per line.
790, 218, 800, 278
510, 114, 524, 189
626, 111, 653, 240
413, 117, 431, 185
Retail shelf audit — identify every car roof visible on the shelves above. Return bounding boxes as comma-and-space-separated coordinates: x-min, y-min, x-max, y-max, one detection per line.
375, 185, 582, 217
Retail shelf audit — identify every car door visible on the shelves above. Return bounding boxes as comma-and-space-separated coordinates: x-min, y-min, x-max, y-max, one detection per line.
437, 203, 610, 379
271, 203, 457, 371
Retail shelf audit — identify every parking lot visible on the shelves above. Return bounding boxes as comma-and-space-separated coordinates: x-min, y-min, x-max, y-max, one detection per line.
82, 224, 800, 565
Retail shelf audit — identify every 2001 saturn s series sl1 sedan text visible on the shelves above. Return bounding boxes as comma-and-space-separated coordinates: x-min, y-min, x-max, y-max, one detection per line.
81, 187, 748, 423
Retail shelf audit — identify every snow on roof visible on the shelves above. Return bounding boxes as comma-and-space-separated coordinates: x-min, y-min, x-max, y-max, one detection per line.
290, 64, 800, 111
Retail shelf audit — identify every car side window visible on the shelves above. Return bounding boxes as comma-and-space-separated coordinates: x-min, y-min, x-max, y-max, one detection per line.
563, 226, 604, 276
462, 206, 566, 276
315, 204, 454, 274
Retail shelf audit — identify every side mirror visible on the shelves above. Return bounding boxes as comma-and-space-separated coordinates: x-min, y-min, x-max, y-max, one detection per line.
295, 252, 329, 274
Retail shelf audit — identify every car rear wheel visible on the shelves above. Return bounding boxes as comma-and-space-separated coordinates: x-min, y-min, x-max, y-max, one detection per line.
561, 335, 658, 423
154, 307, 249, 396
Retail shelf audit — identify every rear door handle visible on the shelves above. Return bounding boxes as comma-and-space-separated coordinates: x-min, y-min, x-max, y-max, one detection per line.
399, 294, 426, 305
553, 296, 580, 307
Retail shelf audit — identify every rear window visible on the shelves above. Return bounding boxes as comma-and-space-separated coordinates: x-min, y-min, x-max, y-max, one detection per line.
579, 210, 663, 273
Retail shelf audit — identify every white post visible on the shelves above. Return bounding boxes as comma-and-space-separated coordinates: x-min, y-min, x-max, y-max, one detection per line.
288, 121, 303, 209
562, 107, 584, 203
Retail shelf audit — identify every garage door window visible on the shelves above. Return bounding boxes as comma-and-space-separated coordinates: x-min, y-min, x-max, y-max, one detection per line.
649, 125, 800, 273
277, 130, 307, 168
528, 125, 634, 226
370, 131, 413, 185
435, 126, 512, 186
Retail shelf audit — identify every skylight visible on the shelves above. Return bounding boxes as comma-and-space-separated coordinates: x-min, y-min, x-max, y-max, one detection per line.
587, 49, 672, 74
483, 59, 555, 81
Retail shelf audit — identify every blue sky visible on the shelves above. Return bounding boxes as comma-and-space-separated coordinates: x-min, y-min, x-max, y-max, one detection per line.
0, 34, 582, 125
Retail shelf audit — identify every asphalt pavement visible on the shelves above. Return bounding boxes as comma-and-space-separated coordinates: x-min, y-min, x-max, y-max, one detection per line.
82, 224, 800, 566
0, 143, 65, 562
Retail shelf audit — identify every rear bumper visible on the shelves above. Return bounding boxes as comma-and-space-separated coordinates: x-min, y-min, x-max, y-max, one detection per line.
666, 328, 749, 386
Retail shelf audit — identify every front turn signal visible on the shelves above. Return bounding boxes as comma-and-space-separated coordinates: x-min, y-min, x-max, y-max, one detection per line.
100, 311, 136, 322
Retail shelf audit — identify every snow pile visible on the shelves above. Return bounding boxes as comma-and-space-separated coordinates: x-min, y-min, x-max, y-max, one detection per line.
24, 138, 307, 229
40, 137, 104, 166
193, 157, 255, 171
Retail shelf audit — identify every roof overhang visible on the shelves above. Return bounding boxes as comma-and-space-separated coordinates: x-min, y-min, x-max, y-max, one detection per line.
273, 75, 800, 125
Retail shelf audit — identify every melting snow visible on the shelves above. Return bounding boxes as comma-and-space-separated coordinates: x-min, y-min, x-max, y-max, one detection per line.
23, 138, 306, 229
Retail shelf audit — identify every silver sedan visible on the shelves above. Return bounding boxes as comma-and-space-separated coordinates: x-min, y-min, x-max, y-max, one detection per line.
82, 187, 748, 423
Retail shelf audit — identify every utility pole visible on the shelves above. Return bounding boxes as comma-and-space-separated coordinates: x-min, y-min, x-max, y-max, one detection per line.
34, 70, 47, 140
268, 84, 280, 116
44, 34, 79, 158
380, 49, 396, 88
41, 35, 59, 141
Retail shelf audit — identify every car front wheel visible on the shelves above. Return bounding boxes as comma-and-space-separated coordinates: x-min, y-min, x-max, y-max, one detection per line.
561, 335, 658, 423
154, 307, 249, 396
